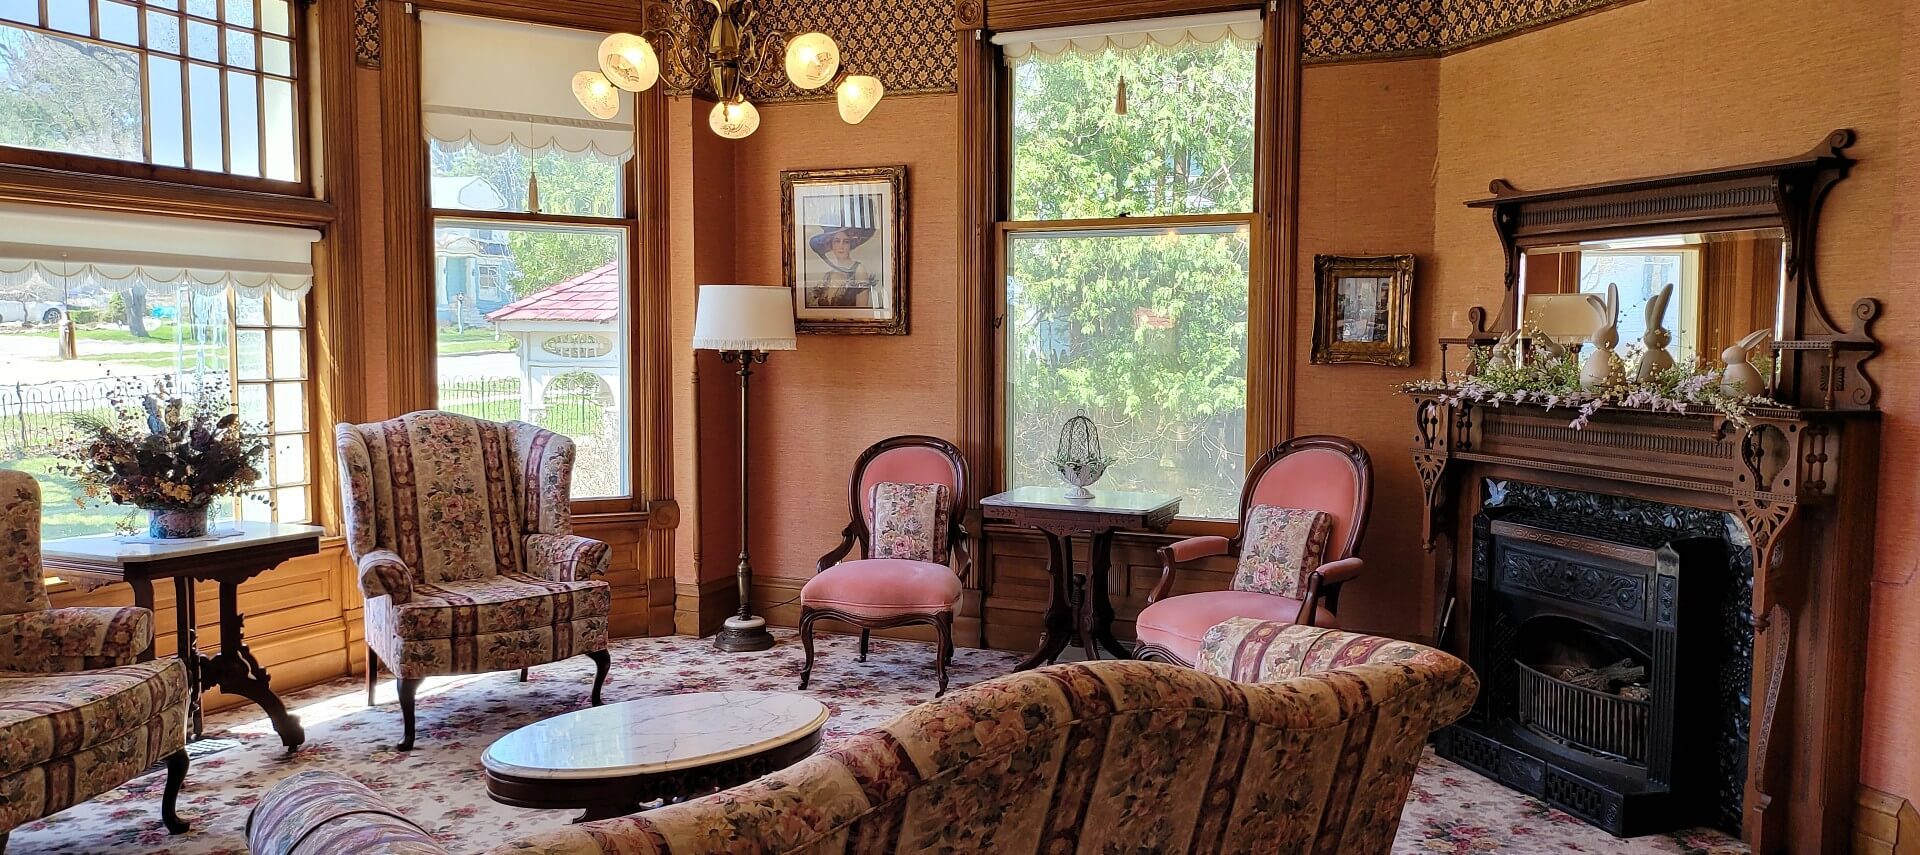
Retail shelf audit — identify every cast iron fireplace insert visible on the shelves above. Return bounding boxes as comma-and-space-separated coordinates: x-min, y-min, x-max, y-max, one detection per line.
1434, 481, 1750, 838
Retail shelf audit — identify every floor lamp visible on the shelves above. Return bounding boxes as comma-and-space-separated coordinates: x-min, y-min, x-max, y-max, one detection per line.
693, 284, 796, 652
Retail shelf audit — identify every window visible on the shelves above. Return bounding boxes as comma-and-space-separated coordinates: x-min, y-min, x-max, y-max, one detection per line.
0, 0, 302, 182
998, 13, 1260, 519
0, 204, 318, 539
422, 12, 636, 501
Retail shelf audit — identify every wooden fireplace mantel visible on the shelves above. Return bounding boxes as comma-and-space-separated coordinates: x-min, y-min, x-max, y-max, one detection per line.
1412, 392, 1880, 853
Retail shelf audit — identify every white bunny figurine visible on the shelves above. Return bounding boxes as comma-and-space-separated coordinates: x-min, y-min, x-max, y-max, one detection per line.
1719, 328, 1772, 397
1489, 329, 1522, 369
1579, 283, 1620, 390
1636, 282, 1676, 383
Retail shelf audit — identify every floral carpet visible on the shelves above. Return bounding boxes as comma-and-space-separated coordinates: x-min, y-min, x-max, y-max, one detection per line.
10, 631, 1747, 854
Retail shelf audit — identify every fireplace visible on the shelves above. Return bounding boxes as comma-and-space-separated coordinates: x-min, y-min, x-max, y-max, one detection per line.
1434, 481, 1750, 837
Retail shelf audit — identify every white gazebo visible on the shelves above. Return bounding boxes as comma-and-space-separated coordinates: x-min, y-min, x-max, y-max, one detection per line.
484, 261, 622, 429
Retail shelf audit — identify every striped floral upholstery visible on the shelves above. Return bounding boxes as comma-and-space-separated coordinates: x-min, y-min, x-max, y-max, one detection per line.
0, 469, 190, 839
251, 635, 1475, 855
1193, 616, 1463, 682
336, 411, 612, 680
247, 770, 443, 855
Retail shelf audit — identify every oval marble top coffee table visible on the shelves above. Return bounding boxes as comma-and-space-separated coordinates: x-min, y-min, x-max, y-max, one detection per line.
483, 691, 829, 822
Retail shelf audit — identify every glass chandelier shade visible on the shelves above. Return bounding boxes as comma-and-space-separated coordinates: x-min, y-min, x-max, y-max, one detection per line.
598, 32, 660, 92
571, 70, 621, 120
709, 97, 762, 139
836, 75, 884, 124
783, 32, 840, 90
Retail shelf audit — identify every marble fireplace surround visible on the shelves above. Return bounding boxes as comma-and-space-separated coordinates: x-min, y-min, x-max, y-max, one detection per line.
1411, 395, 1881, 853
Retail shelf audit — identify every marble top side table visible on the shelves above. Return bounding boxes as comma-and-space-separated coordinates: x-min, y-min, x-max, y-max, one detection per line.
42, 521, 322, 752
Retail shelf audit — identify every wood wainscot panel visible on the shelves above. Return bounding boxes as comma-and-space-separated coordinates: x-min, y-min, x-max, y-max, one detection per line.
575, 514, 652, 639
676, 574, 738, 638
48, 539, 357, 714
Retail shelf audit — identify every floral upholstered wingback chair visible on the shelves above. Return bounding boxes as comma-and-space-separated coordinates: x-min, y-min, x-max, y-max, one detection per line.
335, 410, 612, 750
0, 469, 192, 848
249, 618, 1475, 855
799, 435, 969, 696
1134, 435, 1373, 666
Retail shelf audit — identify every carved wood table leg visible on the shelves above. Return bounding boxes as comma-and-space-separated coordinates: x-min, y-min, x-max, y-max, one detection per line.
1087, 529, 1131, 660
205, 577, 305, 752
129, 578, 156, 664
1015, 529, 1075, 671
174, 577, 203, 739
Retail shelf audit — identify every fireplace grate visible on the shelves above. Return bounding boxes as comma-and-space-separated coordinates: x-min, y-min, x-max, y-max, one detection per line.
1516, 660, 1650, 765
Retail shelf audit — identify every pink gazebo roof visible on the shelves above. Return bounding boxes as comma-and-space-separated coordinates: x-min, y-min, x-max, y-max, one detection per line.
486, 262, 619, 324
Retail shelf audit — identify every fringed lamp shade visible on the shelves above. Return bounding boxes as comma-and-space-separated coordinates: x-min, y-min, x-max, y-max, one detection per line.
692, 285, 796, 352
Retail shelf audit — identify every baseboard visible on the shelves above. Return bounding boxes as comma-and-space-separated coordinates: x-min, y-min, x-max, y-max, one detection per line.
674, 574, 738, 637
1856, 785, 1920, 855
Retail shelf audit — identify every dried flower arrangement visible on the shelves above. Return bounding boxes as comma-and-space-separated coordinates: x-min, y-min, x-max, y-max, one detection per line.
56, 376, 267, 538
1397, 333, 1783, 430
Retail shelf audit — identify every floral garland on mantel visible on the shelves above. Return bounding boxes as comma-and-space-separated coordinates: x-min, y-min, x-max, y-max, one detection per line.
1397, 339, 1783, 430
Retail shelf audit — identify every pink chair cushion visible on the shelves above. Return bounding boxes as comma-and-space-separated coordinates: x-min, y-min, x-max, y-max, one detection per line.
1135, 590, 1337, 664
859, 447, 957, 527
801, 559, 962, 619
870, 482, 950, 563
1247, 446, 1362, 559
1230, 506, 1332, 598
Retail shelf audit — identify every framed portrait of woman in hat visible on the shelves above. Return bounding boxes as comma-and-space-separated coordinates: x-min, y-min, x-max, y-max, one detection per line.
781, 166, 908, 335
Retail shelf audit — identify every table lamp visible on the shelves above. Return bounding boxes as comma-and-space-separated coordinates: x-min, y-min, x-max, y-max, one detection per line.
692, 284, 797, 652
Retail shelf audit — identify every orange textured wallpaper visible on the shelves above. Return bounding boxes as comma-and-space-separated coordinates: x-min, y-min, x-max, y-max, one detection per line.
726, 94, 961, 584
1291, 58, 1440, 637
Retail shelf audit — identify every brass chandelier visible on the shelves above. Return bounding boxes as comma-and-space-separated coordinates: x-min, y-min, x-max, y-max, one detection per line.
571, 0, 884, 139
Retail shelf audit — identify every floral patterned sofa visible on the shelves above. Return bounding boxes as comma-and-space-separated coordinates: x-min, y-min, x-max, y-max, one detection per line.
248, 618, 1474, 855
0, 470, 191, 851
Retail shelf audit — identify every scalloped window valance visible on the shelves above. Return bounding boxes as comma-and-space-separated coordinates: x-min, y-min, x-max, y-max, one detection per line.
994, 10, 1263, 63
0, 204, 319, 299
421, 12, 635, 164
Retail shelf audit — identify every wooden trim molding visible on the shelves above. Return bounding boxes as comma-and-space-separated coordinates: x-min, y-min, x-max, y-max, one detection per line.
412, 0, 646, 32
986, 0, 1262, 32
635, 81, 679, 638
953, 4, 998, 648
379, 0, 435, 416
0, 163, 334, 227
1248, 0, 1301, 450
311, 0, 370, 534
1856, 786, 1920, 855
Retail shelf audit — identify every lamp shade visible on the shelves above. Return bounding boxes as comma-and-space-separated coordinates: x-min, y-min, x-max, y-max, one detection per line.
836, 75, 884, 124
692, 285, 796, 351
598, 32, 659, 92
784, 32, 840, 90
709, 97, 761, 139
571, 70, 620, 120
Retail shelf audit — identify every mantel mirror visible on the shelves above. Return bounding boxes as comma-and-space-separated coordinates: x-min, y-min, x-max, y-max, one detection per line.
1520, 228, 1784, 374
1467, 129, 1880, 411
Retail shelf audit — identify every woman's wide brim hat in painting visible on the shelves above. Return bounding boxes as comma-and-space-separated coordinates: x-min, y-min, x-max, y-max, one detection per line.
808, 195, 879, 257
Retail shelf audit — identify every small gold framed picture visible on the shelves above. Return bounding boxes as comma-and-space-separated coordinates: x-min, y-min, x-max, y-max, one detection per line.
1311, 254, 1414, 366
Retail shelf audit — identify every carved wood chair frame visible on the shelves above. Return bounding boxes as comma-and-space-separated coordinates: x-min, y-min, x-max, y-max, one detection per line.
799, 434, 972, 695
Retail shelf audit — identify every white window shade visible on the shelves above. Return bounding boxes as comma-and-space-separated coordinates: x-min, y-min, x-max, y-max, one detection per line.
0, 204, 320, 299
421, 12, 635, 163
995, 11, 1263, 62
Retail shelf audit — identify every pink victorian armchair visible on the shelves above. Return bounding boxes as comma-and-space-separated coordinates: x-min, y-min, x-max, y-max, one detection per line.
799, 435, 970, 696
335, 411, 612, 750
251, 620, 1475, 855
1134, 435, 1373, 666
0, 470, 190, 851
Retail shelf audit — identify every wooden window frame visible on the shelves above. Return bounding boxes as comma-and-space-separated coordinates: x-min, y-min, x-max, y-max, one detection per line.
0, 0, 314, 195
394, 0, 668, 523
969, 1, 1296, 536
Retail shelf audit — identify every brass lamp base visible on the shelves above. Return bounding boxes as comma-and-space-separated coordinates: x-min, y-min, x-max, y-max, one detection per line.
714, 615, 776, 652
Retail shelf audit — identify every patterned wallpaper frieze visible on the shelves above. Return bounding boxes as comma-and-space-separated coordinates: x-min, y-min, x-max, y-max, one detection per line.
1303, 0, 1643, 63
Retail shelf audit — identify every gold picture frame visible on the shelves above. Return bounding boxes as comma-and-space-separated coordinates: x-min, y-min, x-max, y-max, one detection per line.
1311, 254, 1414, 366
781, 166, 909, 335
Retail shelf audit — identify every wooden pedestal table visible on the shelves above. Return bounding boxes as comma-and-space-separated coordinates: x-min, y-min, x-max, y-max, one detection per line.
482, 691, 830, 822
980, 486, 1181, 670
41, 522, 322, 752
